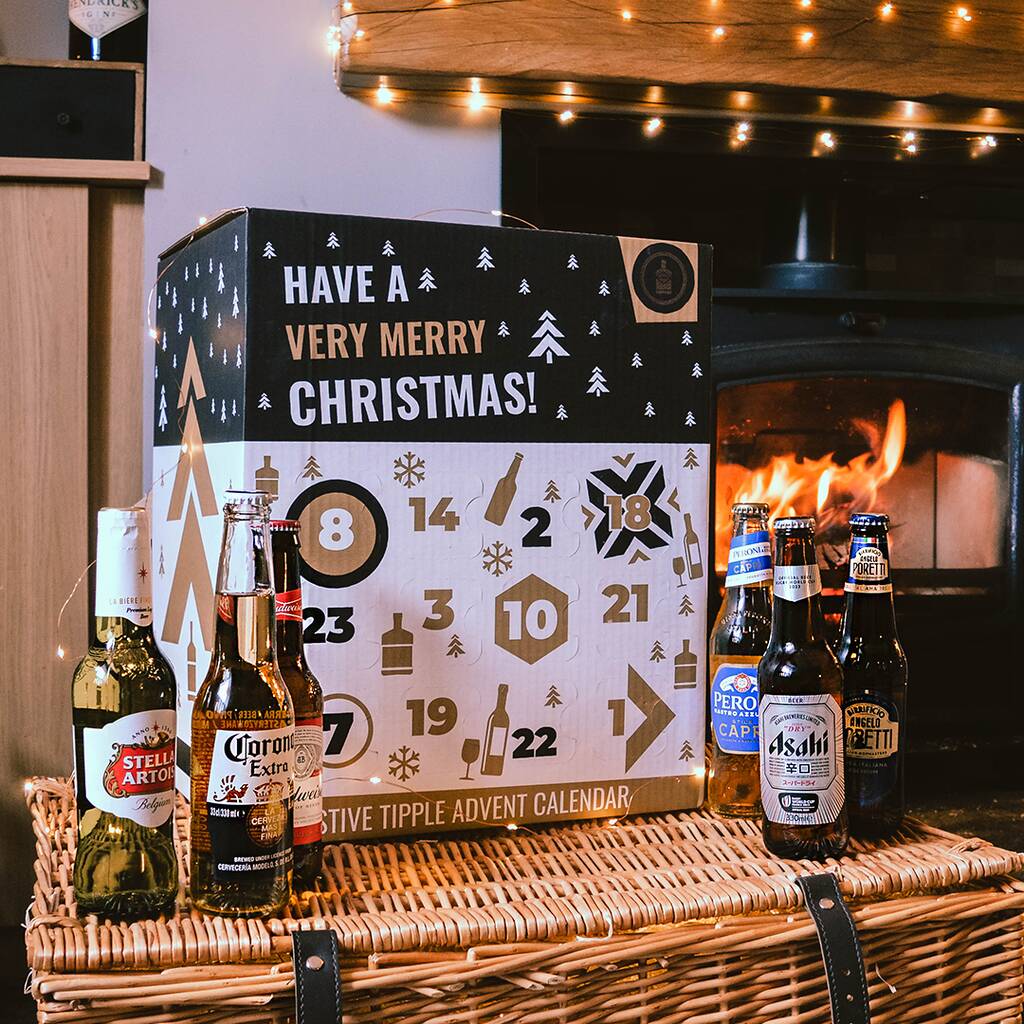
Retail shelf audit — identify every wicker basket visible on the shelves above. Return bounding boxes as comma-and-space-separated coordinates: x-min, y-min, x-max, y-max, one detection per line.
24, 776, 1024, 1023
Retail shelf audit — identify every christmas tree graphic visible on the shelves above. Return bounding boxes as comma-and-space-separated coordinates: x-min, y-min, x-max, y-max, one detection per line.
177, 312, 183, 334
691, 361, 703, 378
650, 640, 666, 662
685, 410, 696, 427
529, 310, 569, 363
476, 246, 494, 270
211, 397, 216, 414
382, 239, 396, 256
587, 366, 609, 396
543, 480, 561, 502
679, 594, 695, 616
208, 257, 213, 273
545, 685, 563, 707
201, 296, 208, 319
232, 287, 240, 317
190, 296, 195, 313
234, 233, 239, 251
161, 332, 167, 351
222, 349, 227, 365
258, 393, 272, 411
683, 448, 699, 469
682, 329, 693, 345
171, 286, 177, 307
679, 741, 695, 760
589, 321, 601, 336
184, 265, 188, 282
208, 341, 214, 358
217, 312, 222, 328
498, 321, 510, 337
556, 404, 568, 420
446, 634, 465, 658
631, 352, 643, 368
235, 344, 242, 368
262, 241, 277, 259
418, 267, 437, 291
220, 400, 227, 423
217, 263, 225, 293
158, 547, 165, 576
567, 254, 579, 270
302, 455, 323, 480
172, 352, 177, 369
644, 401, 656, 417
231, 399, 237, 417
158, 386, 168, 431
518, 278, 531, 295
327, 231, 340, 249
195, 261, 200, 277
598, 280, 610, 296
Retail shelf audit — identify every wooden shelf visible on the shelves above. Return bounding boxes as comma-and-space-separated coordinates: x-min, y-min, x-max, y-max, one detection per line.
0, 157, 151, 186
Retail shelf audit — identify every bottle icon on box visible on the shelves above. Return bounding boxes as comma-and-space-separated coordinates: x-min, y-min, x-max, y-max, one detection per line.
485, 453, 524, 526
186, 622, 197, 696
683, 513, 704, 580
254, 455, 279, 504
480, 684, 511, 776
381, 613, 413, 675
674, 640, 698, 689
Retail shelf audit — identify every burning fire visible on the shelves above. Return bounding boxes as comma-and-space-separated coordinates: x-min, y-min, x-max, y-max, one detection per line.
716, 399, 906, 569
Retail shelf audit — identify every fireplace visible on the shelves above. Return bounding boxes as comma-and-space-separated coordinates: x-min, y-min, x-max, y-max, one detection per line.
502, 109, 1024, 757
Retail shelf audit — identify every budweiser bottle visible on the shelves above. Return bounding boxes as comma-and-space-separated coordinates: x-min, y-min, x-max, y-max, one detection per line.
270, 520, 324, 886
72, 507, 178, 919
190, 493, 294, 916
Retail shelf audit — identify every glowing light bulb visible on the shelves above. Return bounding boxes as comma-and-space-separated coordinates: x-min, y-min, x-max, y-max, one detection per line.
732, 120, 751, 147
644, 117, 663, 136
506, 822, 519, 831
799, 28, 815, 45
621, 9, 632, 19
467, 79, 485, 110
817, 130, 836, 151
799, 0, 812, 8
607, 817, 619, 826
956, 5, 972, 22
880, 2, 894, 17
376, 83, 394, 104
354, 28, 366, 38
982, 134, 997, 148
712, 25, 726, 39
149, 328, 159, 339
558, 109, 575, 123
56, 645, 65, 660
325, 25, 342, 55
23, 779, 34, 796
342, 0, 353, 9
369, 775, 382, 785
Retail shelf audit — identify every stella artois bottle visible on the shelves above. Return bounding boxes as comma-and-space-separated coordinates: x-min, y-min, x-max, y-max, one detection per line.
72, 507, 178, 919
270, 520, 324, 886
190, 493, 294, 917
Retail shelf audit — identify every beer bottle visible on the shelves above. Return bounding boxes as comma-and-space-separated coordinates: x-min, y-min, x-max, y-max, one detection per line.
708, 503, 772, 816
836, 513, 907, 838
72, 507, 177, 919
270, 520, 324, 886
759, 517, 848, 859
190, 493, 294, 916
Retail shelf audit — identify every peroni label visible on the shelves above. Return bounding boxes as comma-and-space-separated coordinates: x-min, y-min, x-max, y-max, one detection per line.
710, 660, 760, 754
724, 531, 772, 588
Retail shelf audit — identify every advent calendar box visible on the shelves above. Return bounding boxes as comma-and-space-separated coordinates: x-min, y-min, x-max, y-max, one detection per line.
153, 208, 712, 840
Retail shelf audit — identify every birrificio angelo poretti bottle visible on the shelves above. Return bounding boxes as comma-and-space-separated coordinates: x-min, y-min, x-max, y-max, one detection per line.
190, 492, 294, 916
72, 507, 178, 919
758, 517, 848, 860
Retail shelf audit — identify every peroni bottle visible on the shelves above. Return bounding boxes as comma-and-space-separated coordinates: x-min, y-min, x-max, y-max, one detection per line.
72, 507, 178, 919
270, 520, 324, 886
758, 517, 848, 859
708, 503, 772, 816
190, 493, 294, 916
836, 513, 907, 838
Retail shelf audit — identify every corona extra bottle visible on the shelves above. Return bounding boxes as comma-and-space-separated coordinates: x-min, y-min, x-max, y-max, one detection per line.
708, 503, 772, 816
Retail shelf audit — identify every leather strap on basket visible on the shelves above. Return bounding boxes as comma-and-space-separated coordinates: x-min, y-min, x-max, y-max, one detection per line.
292, 930, 342, 1024
797, 872, 871, 1024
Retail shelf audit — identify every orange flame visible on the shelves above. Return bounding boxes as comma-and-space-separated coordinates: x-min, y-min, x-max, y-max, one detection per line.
716, 399, 906, 569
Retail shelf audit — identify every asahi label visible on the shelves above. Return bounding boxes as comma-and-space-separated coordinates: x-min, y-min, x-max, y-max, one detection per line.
206, 727, 294, 879
710, 657, 760, 754
293, 717, 323, 846
773, 563, 822, 603
82, 710, 175, 827
725, 531, 772, 588
275, 588, 303, 623
95, 510, 153, 626
846, 536, 892, 594
69, 0, 146, 39
759, 693, 844, 826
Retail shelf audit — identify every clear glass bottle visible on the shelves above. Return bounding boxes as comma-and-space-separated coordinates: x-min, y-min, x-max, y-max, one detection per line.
190, 492, 294, 916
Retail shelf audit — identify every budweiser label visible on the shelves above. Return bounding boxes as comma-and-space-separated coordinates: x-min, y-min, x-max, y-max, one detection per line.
69, 0, 146, 40
759, 693, 844, 826
293, 717, 323, 846
275, 588, 303, 623
82, 710, 175, 827
773, 563, 822, 603
95, 508, 153, 626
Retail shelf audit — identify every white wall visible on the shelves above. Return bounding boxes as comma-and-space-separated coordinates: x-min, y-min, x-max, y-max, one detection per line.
0, 0, 65, 58
143, 0, 501, 473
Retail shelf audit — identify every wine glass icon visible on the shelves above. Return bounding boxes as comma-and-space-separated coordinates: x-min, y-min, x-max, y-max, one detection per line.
672, 555, 687, 587
460, 738, 481, 781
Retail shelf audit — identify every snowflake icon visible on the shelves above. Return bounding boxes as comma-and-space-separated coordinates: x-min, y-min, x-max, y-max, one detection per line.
482, 540, 514, 577
388, 746, 420, 782
393, 451, 426, 488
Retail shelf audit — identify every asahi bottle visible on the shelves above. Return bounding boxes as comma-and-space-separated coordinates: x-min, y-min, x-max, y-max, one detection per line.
759, 517, 848, 859
270, 520, 324, 886
72, 507, 177, 919
708, 503, 772, 816
190, 493, 294, 916
836, 513, 907, 838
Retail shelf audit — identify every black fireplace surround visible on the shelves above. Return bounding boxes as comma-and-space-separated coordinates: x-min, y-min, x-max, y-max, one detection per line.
502, 109, 1024, 783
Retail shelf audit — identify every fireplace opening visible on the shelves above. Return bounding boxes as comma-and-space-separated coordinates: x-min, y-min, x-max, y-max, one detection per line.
716, 378, 1009, 595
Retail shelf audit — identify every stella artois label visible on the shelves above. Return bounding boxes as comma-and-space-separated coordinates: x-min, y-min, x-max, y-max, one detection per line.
69, 0, 146, 40
275, 588, 303, 622
82, 710, 176, 827
95, 508, 153, 626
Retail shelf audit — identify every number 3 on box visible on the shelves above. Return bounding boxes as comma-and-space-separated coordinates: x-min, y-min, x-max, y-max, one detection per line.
409, 496, 460, 532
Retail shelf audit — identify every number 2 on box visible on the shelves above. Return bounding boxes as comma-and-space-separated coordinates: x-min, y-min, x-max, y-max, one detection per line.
409, 496, 460, 532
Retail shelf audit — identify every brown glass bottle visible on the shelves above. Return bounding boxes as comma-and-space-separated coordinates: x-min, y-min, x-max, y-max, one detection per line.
836, 513, 907, 839
270, 521, 324, 887
708, 503, 772, 817
72, 507, 177, 919
758, 517, 848, 860
190, 492, 294, 917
